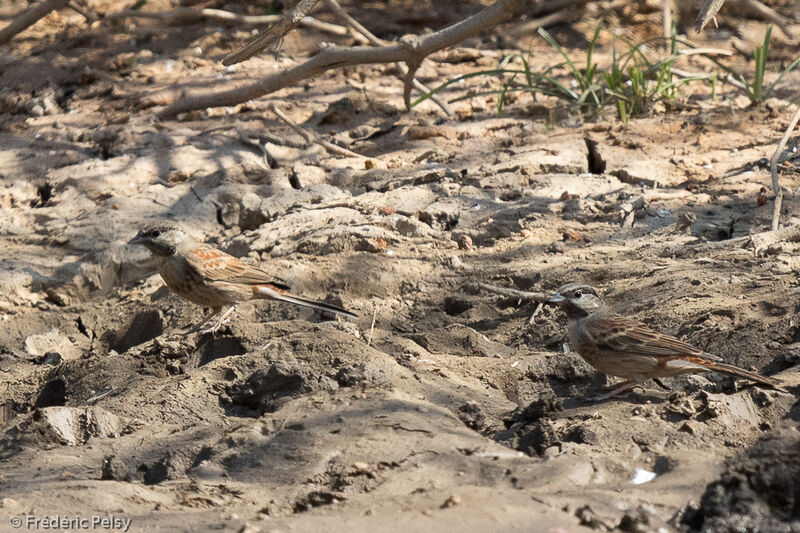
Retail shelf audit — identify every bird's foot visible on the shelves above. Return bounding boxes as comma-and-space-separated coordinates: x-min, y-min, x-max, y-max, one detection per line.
652, 377, 671, 391
197, 317, 231, 335
590, 379, 643, 402
590, 390, 623, 402
196, 306, 235, 335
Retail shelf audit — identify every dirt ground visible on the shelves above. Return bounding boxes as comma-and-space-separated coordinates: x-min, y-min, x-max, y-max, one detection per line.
2, 1, 800, 532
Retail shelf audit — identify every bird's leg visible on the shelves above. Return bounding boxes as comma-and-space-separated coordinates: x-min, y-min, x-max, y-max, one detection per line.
198, 305, 236, 335
591, 377, 645, 401
652, 377, 671, 391
184, 307, 222, 335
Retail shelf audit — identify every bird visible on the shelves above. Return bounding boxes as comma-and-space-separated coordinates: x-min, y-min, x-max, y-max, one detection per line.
547, 282, 783, 400
128, 221, 357, 334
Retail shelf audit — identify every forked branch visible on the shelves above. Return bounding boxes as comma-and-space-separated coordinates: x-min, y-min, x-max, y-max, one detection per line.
157, 0, 524, 119
323, 0, 453, 115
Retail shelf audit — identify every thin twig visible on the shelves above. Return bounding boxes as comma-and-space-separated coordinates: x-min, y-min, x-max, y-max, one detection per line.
403, 58, 422, 111
157, 0, 524, 118
104, 8, 279, 23
476, 282, 549, 303
682, 225, 800, 254
741, 0, 793, 31
323, 0, 381, 45
269, 103, 367, 159
662, 0, 672, 39
223, 0, 320, 66
528, 0, 584, 16
508, 9, 570, 37
104, 8, 349, 37
528, 302, 544, 324
67, 0, 95, 22
0, 0, 71, 45
323, 0, 453, 116
694, 0, 790, 34
770, 106, 800, 230
367, 305, 378, 347
237, 132, 275, 168
678, 47, 732, 57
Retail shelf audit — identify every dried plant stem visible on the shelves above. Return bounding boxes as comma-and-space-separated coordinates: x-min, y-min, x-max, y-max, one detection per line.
476, 283, 549, 303
269, 103, 366, 159
770, 106, 800, 230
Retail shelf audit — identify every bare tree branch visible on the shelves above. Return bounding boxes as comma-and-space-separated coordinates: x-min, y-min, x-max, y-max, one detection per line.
103, 7, 350, 38
268, 103, 368, 159
67, 0, 96, 23
157, 0, 524, 119
323, 0, 453, 115
770, 106, 800, 230
0, 0, 71, 45
222, 0, 321, 66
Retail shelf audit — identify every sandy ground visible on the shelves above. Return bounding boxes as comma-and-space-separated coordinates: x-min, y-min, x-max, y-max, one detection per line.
2, 1, 800, 532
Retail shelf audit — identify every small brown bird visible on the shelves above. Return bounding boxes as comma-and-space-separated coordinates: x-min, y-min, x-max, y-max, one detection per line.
548, 282, 782, 400
129, 221, 357, 334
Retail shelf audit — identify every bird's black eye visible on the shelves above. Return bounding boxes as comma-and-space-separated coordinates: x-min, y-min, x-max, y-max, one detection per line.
573, 290, 582, 298
150, 229, 161, 238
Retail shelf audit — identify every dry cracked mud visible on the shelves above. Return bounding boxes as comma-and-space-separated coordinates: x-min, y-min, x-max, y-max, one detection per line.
2, 1, 800, 532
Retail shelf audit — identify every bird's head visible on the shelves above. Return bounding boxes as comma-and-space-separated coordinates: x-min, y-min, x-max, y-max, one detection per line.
548, 282, 604, 318
128, 221, 188, 257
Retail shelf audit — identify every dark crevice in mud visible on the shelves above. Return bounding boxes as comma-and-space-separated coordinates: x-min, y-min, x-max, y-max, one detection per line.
584, 136, 606, 175
685, 423, 800, 531
197, 336, 247, 367
32, 182, 53, 207
35, 377, 67, 407
111, 310, 165, 353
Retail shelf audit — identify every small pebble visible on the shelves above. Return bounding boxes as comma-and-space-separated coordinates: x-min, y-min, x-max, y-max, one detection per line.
441, 494, 462, 508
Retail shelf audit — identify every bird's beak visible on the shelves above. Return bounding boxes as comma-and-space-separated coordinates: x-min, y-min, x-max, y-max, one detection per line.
548, 293, 565, 304
128, 234, 145, 245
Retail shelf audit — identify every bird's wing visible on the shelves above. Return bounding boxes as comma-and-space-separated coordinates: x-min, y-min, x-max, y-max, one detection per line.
585, 314, 722, 362
185, 245, 291, 290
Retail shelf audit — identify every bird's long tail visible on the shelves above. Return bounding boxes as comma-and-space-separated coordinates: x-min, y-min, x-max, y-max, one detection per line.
255, 285, 358, 319
705, 361, 784, 390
